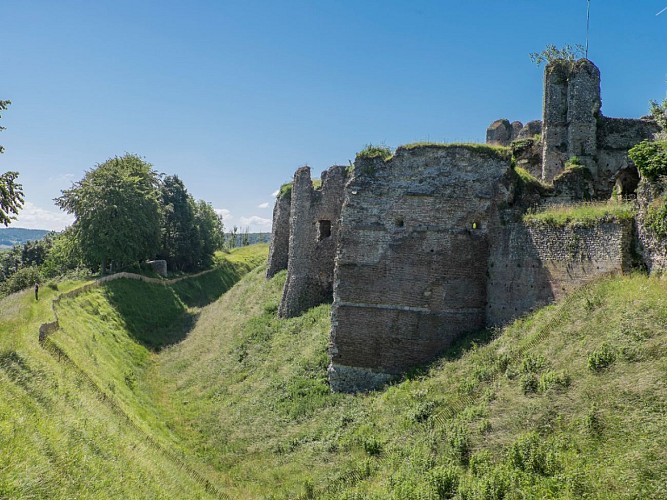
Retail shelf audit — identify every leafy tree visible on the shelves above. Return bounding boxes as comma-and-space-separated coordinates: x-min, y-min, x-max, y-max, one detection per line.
158, 175, 199, 270
55, 154, 161, 273
0, 100, 24, 226
529, 44, 586, 66
41, 227, 85, 277
193, 199, 224, 267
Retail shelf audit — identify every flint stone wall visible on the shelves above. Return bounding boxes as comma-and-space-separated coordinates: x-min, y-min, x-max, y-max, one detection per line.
636, 179, 667, 273
329, 145, 513, 392
278, 165, 347, 318
266, 193, 291, 278
487, 219, 634, 326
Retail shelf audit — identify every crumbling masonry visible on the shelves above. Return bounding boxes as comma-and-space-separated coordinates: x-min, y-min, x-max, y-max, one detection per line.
266, 59, 662, 391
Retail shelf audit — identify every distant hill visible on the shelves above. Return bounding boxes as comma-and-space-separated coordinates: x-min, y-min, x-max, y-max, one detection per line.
0, 228, 50, 248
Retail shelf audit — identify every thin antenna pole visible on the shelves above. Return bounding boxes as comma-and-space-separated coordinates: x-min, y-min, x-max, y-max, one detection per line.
585, 0, 591, 59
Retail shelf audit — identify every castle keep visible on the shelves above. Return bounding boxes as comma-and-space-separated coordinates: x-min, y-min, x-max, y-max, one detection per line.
267, 60, 662, 392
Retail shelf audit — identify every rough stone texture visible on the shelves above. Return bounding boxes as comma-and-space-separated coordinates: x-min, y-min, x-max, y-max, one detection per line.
596, 117, 661, 195
541, 60, 659, 196
549, 167, 595, 203
636, 179, 667, 272
542, 60, 601, 182
148, 260, 167, 277
266, 193, 291, 278
511, 137, 543, 179
329, 145, 513, 391
517, 120, 542, 140
487, 219, 635, 326
278, 165, 347, 318
510, 121, 523, 141
486, 119, 513, 146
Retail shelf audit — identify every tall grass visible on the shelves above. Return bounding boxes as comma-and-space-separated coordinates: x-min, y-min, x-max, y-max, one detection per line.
4, 241, 667, 497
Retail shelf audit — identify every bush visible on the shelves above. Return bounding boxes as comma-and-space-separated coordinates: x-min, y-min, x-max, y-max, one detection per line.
587, 343, 616, 372
628, 140, 667, 180
507, 432, 559, 476
356, 144, 393, 161
428, 465, 460, 498
644, 196, 667, 238
1, 266, 43, 295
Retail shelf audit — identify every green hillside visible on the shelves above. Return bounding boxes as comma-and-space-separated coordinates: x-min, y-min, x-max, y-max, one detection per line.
0, 227, 50, 248
2, 242, 667, 498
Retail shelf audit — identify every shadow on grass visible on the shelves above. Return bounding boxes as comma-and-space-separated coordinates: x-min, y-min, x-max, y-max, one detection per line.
170, 262, 245, 308
102, 280, 199, 351
401, 328, 497, 382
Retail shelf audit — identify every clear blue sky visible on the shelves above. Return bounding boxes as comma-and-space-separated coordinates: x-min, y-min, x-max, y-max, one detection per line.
2, 0, 666, 231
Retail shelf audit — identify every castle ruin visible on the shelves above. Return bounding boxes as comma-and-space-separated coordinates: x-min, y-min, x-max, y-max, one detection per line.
267, 59, 662, 392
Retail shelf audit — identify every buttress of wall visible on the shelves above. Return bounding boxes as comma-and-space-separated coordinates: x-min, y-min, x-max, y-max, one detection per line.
266, 191, 291, 278
278, 165, 347, 318
329, 145, 512, 392
487, 219, 634, 326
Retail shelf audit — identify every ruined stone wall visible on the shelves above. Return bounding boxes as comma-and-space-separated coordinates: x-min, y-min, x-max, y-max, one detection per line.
635, 179, 667, 273
487, 219, 634, 326
542, 59, 601, 182
597, 117, 660, 195
266, 192, 291, 278
329, 145, 512, 392
278, 165, 347, 318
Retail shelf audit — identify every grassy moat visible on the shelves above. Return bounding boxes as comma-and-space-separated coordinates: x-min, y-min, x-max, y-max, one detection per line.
2, 243, 666, 498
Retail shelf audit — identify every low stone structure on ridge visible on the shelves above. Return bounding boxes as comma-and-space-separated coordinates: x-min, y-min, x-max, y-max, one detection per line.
267, 59, 663, 392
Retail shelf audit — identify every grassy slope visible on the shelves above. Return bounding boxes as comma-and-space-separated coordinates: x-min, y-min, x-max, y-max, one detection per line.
5, 241, 667, 498
0, 280, 211, 498
153, 271, 667, 499
0, 245, 266, 498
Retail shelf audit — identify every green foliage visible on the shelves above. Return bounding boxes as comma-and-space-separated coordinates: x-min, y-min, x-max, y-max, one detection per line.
529, 44, 585, 66
0, 265, 42, 295
649, 98, 667, 130
356, 144, 393, 161
0, 100, 24, 226
628, 140, 667, 181
278, 182, 293, 199
645, 195, 667, 238
507, 432, 559, 476
5, 244, 667, 497
565, 155, 582, 168
523, 201, 635, 227
513, 166, 552, 197
587, 343, 616, 372
55, 154, 162, 272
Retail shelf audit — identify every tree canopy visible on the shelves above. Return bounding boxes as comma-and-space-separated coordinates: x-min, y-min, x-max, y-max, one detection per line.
55, 154, 161, 272
158, 175, 224, 271
0, 100, 24, 226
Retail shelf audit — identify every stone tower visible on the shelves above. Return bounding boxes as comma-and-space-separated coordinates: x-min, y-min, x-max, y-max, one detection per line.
541, 59, 601, 181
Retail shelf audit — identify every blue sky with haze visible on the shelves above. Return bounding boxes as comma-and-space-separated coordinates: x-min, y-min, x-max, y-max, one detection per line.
2, 0, 666, 231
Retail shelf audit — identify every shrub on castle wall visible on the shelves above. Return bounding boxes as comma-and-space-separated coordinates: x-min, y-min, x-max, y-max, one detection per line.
628, 140, 667, 181
644, 195, 667, 238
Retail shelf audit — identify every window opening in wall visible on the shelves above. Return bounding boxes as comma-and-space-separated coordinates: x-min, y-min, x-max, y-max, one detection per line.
394, 217, 404, 228
317, 220, 332, 240
471, 221, 480, 230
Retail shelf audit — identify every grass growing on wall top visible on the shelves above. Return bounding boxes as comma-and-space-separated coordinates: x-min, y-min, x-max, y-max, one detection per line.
523, 201, 635, 227
399, 141, 511, 159
356, 144, 393, 161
